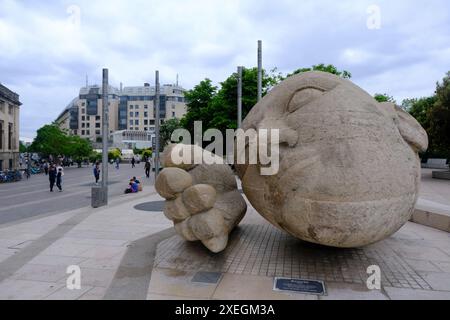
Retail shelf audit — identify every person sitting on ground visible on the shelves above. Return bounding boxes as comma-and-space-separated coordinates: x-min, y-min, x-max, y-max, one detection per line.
132, 176, 143, 191
130, 179, 139, 193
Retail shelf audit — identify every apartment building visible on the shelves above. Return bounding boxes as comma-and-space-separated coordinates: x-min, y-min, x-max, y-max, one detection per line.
0, 83, 21, 171
56, 82, 187, 144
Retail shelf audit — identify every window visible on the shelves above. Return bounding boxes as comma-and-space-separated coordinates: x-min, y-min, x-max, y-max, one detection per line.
150, 120, 155, 125
95, 123, 100, 128
0, 121, 3, 149
95, 130, 101, 135
86, 123, 90, 128
172, 111, 176, 117
129, 105, 133, 109
96, 116, 100, 120
129, 120, 133, 126
8, 105, 13, 115
82, 108, 86, 114
82, 123, 85, 128
86, 130, 90, 135
82, 116, 85, 121
8, 123, 12, 150
81, 130, 85, 135
144, 127, 148, 131
144, 112, 148, 117
81, 102, 85, 106
135, 112, 139, 117
129, 112, 133, 117
144, 120, 148, 125
135, 120, 139, 125
144, 105, 148, 109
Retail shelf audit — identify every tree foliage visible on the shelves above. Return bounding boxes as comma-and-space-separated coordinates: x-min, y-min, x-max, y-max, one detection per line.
160, 118, 182, 150
180, 67, 280, 139
287, 63, 352, 79
374, 93, 396, 104
29, 123, 93, 161
402, 72, 450, 161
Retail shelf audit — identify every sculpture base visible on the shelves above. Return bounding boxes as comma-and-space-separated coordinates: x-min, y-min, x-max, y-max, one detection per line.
92, 186, 108, 208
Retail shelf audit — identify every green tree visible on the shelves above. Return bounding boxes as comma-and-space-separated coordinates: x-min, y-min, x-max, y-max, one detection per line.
429, 72, 450, 161
19, 141, 28, 153
160, 118, 182, 149
142, 149, 152, 159
108, 148, 122, 161
374, 93, 396, 104
180, 79, 218, 136
28, 124, 70, 157
287, 63, 352, 79
66, 136, 92, 167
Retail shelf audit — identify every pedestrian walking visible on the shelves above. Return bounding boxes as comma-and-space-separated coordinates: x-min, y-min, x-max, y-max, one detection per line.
144, 159, 152, 178
115, 157, 120, 170
43, 161, 49, 175
93, 162, 100, 184
49, 164, 56, 192
131, 157, 136, 168
56, 165, 64, 192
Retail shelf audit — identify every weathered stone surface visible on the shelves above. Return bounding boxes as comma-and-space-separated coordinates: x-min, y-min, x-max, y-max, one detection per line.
155, 149, 247, 253
155, 168, 192, 199
236, 71, 428, 248
182, 184, 217, 215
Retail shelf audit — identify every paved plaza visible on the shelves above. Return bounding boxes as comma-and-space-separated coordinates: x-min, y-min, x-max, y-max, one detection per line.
0, 167, 449, 299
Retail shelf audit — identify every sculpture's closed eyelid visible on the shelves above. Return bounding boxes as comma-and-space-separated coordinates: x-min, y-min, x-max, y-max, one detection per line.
287, 86, 325, 113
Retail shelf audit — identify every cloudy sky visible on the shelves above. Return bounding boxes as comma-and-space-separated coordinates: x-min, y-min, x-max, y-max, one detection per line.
1, 0, 449, 138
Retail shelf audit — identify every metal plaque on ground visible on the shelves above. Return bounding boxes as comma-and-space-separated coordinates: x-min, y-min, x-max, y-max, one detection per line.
273, 277, 326, 296
192, 271, 223, 284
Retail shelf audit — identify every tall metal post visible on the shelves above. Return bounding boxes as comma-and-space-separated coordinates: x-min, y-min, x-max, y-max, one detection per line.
92, 68, 109, 208
257, 40, 262, 102
154, 70, 161, 180
237, 66, 243, 128
101, 68, 109, 190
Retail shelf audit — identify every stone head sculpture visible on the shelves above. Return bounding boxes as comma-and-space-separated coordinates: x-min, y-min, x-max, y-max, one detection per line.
156, 71, 428, 252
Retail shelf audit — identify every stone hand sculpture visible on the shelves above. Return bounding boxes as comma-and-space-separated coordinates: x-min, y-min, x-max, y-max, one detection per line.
156, 145, 247, 253
156, 71, 428, 252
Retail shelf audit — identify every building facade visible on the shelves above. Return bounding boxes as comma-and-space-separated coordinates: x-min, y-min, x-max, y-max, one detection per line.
0, 84, 21, 171
56, 82, 187, 145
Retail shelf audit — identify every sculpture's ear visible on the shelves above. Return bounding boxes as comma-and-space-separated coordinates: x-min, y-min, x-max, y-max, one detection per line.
380, 102, 428, 152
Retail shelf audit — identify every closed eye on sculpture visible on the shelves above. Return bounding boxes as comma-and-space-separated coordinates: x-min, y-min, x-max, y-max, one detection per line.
287, 86, 325, 113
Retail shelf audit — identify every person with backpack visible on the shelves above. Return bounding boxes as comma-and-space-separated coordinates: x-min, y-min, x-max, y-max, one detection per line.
144, 160, 151, 178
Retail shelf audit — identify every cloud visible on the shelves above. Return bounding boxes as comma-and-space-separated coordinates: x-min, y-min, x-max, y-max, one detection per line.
0, 0, 449, 138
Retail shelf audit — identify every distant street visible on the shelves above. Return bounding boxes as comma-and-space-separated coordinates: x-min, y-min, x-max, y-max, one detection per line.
0, 162, 154, 225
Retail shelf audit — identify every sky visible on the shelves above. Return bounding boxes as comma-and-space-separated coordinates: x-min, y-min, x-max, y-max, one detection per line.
0, 0, 449, 139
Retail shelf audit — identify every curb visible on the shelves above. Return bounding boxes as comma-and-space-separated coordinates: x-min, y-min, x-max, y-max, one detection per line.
410, 208, 450, 233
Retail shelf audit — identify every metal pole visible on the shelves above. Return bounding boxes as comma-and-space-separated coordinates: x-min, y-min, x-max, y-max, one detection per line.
101, 68, 109, 190
237, 66, 243, 128
154, 70, 160, 180
257, 40, 262, 102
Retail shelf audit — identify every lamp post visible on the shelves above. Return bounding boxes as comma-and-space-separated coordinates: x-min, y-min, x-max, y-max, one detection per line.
91, 68, 109, 208
257, 40, 262, 102
154, 70, 160, 180
237, 66, 243, 128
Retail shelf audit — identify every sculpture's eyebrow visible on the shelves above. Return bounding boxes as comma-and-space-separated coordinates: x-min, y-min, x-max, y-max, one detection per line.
286, 85, 327, 111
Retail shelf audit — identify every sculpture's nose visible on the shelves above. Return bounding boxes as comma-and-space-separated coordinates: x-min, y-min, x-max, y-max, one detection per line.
257, 118, 298, 148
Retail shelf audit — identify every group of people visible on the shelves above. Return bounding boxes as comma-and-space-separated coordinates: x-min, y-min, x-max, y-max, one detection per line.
125, 177, 142, 194
48, 163, 64, 192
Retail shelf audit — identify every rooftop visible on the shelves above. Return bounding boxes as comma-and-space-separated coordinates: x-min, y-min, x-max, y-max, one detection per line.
0, 83, 21, 105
